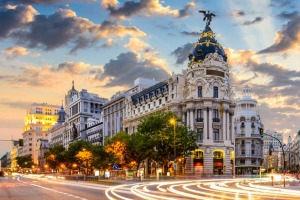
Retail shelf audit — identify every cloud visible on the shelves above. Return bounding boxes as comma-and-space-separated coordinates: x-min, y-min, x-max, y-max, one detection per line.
269, 0, 293, 8
171, 43, 193, 65
0, 5, 37, 38
1, 0, 66, 5
258, 15, 300, 54
99, 51, 170, 87
0, 99, 31, 109
101, 38, 115, 48
231, 10, 245, 17
124, 37, 149, 53
178, 2, 196, 18
1, 6, 146, 52
53, 62, 103, 75
181, 31, 199, 37
2, 46, 40, 59
277, 11, 299, 20
240, 17, 263, 26
106, 0, 195, 20
101, 0, 119, 8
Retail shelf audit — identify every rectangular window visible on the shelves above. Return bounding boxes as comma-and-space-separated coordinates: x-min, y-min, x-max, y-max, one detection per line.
241, 150, 245, 155
165, 97, 168, 102
213, 109, 219, 122
197, 128, 203, 141
252, 149, 255, 155
84, 102, 88, 112
159, 99, 162, 105
196, 109, 203, 122
213, 129, 220, 141
240, 159, 245, 164
213, 86, 218, 98
198, 86, 202, 97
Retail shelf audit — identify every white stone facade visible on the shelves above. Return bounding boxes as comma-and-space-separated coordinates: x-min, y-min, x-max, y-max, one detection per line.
234, 86, 264, 175
103, 77, 158, 139
123, 26, 235, 176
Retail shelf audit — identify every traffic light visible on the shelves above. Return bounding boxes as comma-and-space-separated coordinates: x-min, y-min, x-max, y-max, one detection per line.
259, 128, 264, 137
18, 139, 24, 146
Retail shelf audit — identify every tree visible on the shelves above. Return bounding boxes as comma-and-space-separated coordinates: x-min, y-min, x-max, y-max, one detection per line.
105, 131, 130, 167
44, 145, 66, 171
76, 148, 93, 175
16, 155, 34, 168
64, 140, 93, 169
137, 111, 198, 172
126, 132, 153, 170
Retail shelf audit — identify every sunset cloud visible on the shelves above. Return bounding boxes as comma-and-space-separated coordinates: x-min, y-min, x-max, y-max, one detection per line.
2, 46, 40, 59
1, 6, 146, 52
105, 0, 196, 20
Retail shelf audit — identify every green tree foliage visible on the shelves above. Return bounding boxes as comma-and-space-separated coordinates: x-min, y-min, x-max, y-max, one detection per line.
16, 155, 34, 168
44, 145, 66, 170
137, 111, 198, 170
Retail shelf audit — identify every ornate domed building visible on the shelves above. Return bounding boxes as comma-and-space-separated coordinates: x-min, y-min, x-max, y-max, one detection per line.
123, 17, 236, 176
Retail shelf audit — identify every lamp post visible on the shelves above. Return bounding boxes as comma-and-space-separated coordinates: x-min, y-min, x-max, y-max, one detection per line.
169, 118, 176, 177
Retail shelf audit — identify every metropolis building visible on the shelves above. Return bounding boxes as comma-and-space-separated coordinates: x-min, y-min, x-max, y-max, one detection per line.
123, 23, 236, 175
234, 86, 264, 175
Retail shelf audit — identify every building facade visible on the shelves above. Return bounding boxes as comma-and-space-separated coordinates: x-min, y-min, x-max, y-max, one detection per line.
262, 130, 283, 172
49, 104, 67, 147
22, 103, 60, 164
103, 77, 158, 139
84, 118, 103, 146
66, 86, 108, 147
123, 24, 235, 175
289, 131, 300, 172
234, 86, 264, 175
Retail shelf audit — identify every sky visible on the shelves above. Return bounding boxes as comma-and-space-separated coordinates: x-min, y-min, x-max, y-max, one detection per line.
1, 0, 300, 157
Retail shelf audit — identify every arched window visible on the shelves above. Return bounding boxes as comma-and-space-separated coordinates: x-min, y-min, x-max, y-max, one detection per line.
240, 117, 246, 122
213, 151, 224, 159
251, 117, 256, 122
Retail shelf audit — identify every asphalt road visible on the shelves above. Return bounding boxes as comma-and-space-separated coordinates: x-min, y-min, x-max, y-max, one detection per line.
1, 175, 300, 200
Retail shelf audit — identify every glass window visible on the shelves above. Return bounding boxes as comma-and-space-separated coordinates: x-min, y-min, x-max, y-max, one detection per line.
197, 128, 203, 141
213, 129, 220, 140
196, 109, 203, 121
198, 86, 202, 97
213, 86, 218, 98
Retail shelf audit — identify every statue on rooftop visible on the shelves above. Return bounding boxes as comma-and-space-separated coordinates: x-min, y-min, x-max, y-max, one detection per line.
199, 10, 216, 26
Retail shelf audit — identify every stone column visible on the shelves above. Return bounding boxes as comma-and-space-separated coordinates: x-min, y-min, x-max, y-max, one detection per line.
204, 108, 208, 140
226, 112, 230, 142
186, 110, 190, 128
190, 109, 194, 131
222, 110, 226, 140
209, 108, 213, 140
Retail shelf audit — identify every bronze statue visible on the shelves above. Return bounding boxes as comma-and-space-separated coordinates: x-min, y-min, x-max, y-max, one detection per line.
199, 10, 216, 26
72, 123, 78, 139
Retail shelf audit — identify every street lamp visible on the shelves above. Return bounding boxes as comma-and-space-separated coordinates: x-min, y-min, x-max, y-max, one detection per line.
169, 118, 176, 177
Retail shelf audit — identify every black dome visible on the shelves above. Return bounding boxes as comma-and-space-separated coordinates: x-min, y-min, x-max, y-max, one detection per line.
188, 26, 227, 66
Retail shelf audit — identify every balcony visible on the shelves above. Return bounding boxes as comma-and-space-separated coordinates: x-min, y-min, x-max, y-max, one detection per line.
251, 134, 260, 138
212, 118, 220, 122
196, 118, 204, 122
214, 140, 224, 143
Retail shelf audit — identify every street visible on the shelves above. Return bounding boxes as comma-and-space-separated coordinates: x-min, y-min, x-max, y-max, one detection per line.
1, 175, 300, 200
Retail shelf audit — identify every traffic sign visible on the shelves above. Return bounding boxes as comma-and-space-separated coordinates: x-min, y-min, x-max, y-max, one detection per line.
113, 165, 119, 170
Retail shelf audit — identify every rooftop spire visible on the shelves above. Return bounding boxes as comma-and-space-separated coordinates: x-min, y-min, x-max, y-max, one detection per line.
61, 100, 64, 109
72, 80, 75, 90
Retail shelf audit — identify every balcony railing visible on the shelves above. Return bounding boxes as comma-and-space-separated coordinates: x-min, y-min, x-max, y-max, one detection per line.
196, 118, 204, 122
213, 118, 220, 122
214, 140, 224, 143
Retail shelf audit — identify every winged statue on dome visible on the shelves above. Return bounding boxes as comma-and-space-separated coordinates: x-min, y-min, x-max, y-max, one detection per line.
199, 10, 216, 26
